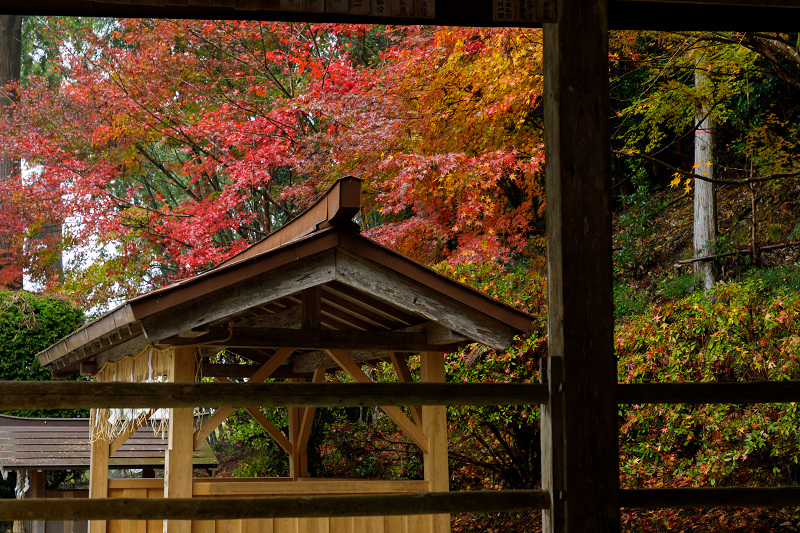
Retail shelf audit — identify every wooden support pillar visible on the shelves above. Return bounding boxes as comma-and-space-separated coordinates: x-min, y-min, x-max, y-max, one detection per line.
89, 408, 109, 533
421, 351, 449, 533
29, 471, 45, 533
164, 347, 196, 533
288, 378, 307, 479
542, 0, 619, 529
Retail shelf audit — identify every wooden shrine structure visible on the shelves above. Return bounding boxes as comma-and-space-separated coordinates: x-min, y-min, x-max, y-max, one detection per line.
1, 1, 798, 533
34, 177, 534, 533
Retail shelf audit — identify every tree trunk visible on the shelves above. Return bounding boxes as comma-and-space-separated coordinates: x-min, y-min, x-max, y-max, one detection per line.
0, 15, 22, 289
694, 65, 717, 291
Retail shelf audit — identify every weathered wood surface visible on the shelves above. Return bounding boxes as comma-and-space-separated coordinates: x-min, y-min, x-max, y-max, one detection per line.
164, 328, 458, 353
618, 381, 800, 404
540, 357, 564, 531
620, 487, 800, 508
0, 491, 550, 521
141, 249, 338, 346
0, 382, 547, 410
421, 352, 449, 533
291, 350, 391, 374
542, 0, 619, 528
334, 250, 520, 350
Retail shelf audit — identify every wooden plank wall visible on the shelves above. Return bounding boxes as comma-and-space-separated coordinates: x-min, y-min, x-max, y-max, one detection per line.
106, 479, 435, 533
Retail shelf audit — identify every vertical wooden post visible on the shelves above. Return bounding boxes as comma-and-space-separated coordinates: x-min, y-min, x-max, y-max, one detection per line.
29, 470, 46, 533
542, 0, 619, 529
164, 347, 196, 533
89, 408, 109, 533
288, 378, 307, 479
421, 351, 449, 533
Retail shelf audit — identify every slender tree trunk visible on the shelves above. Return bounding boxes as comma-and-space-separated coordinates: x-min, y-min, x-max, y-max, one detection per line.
0, 15, 22, 289
694, 65, 717, 291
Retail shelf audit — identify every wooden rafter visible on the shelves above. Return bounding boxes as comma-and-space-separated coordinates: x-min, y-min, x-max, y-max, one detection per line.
325, 349, 429, 454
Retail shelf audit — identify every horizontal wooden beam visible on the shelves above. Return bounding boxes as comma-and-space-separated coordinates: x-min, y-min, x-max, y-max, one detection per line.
162, 327, 460, 352
0, 382, 548, 410
6, 0, 798, 30
618, 381, 800, 404
292, 349, 390, 373
621, 487, 800, 508
0, 490, 549, 521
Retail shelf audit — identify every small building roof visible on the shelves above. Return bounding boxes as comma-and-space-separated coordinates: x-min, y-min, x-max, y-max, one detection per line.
37, 177, 534, 379
0, 414, 217, 474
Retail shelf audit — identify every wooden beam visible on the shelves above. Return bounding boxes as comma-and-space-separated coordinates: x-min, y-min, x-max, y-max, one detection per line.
292, 349, 390, 374
334, 250, 518, 350
542, 0, 619, 528
620, 487, 800, 508
617, 381, 800, 404
244, 406, 293, 455
391, 353, 422, 426
235, 305, 301, 329
193, 348, 295, 448
0, 491, 549, 521
89, 408, 109, 533
297, 368, 326, 456
325, 349, 429, 454
400, 323, 467, 345
109, 409, 155, 456
302, 287, 322, 330
0, 381, 548, 409
163, 327, 458, 353
140, 249, 337, 346
421, 352, 449, 533
164, 347, 195, 533
540, 357, 564, 531
289, 378, 305, 480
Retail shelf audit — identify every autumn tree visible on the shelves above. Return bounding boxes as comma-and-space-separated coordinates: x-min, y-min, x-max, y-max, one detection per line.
612, 32, 800, 277
0, 21, 547, 310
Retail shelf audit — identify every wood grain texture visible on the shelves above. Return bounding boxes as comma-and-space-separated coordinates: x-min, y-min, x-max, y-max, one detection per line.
334, 250, 519, 350
421, 352, 449, 533
0, 491, 550, 521
89, 408, 109, 533
543, 0, 618, 528
0, 381, 548, 409
165, 328, 455, 353
165, 347, 195, 533
141, 250, 337, 344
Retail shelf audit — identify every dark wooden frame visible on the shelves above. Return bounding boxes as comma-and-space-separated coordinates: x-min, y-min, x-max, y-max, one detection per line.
5, 1, 800, 532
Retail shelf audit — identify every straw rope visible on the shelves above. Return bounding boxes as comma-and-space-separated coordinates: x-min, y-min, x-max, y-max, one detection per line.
90, 323, 235, 443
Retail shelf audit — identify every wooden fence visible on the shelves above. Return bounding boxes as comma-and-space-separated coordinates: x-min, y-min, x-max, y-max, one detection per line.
1, 379, 800, 522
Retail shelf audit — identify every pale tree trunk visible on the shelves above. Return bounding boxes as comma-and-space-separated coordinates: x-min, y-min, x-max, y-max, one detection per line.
693, 65, 717, 291
0, 15, 22, 289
